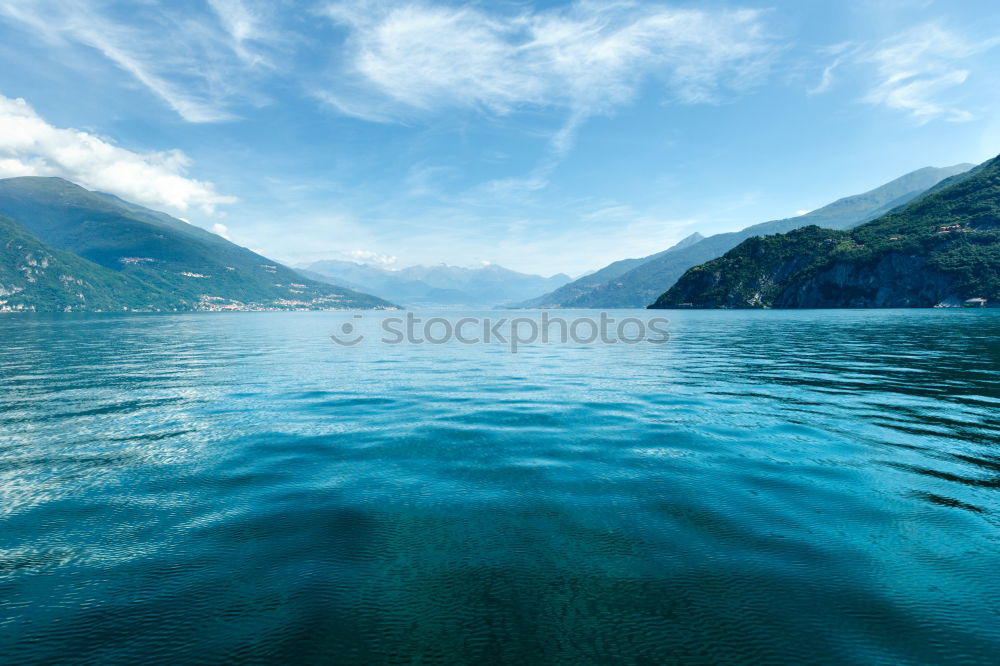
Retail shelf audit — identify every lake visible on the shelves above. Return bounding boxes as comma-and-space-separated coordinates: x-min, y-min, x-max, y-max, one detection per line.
2, 309, 999, 664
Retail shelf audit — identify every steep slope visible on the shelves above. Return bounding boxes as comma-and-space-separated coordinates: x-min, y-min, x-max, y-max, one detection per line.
0, 214, 182, 312
299, 260, 572, 307
652, 154, 1000, 309
528, 164, 972, 308
0, 177, 392, 310
518, 232, 705, 308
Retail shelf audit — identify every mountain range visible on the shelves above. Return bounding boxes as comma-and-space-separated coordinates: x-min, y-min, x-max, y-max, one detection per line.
520, 164, 974, 308
0, 177, 392, 312
298, 260, 571, 308
0, 213, 183, 312
2, 158, 994, 314
652, 154, 1000, 309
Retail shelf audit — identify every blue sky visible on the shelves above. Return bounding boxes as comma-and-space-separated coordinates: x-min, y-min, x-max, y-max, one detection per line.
1, 0, 999, 276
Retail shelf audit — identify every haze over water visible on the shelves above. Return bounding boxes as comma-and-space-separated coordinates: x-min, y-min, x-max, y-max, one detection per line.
2, 310, 999, 664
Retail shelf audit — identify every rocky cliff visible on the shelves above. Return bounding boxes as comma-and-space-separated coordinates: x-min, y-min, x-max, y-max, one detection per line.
651, 153, 1000, 309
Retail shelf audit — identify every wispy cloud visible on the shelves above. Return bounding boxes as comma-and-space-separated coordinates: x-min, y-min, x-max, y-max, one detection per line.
807, 42, 855, 95
212, 223, 233, 239
317, 1, 777, 196
1, 0, 778, 135
207, 0, 277, 67
320, 2, 777, 122
812, 23, 1000, 124
0, 0, 278, 122
862, 23, 993, 123
0, 95, 237, 212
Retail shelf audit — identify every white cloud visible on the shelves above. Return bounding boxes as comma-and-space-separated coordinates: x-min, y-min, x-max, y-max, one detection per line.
0, 0, 277, 122
807, 42, 855, 95
476, 176, 550, 202
345, 249, 397, 266
321, 2, 776, 122
862, 23, 990, 123
207, 0, 276, 67
212, 223, 232, 239
813, 24, 1000, 124
317, 1, 777, 195
0, 95, 237, 213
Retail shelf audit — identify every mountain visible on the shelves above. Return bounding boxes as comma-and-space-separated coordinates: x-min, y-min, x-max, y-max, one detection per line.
299, 260, 572, 308
516, 232, 705, 308
0, 214, 183, 312
524, 164, 973, 309
651, 153, 1000, 309
0, 177, 392, 311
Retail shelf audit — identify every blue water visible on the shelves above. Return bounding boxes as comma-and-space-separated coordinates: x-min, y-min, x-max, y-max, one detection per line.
2, 310, 1000, 664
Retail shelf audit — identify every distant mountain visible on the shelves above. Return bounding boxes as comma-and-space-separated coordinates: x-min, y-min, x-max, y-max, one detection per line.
0, 177, 392, 311
299, 260, 571, 308
652, 154, 1000, 309
525, 164, 973, 309
0, 214, 182, 312
516, 232, 705, 308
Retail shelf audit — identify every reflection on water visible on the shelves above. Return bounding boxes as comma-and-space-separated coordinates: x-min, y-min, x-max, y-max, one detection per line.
1, 310, 999, 664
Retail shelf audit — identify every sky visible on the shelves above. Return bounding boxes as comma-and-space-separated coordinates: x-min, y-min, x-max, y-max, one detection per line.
1, 0, 999, 276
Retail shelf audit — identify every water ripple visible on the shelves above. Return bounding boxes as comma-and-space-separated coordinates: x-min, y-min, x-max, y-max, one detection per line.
1, 310, 999, 664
